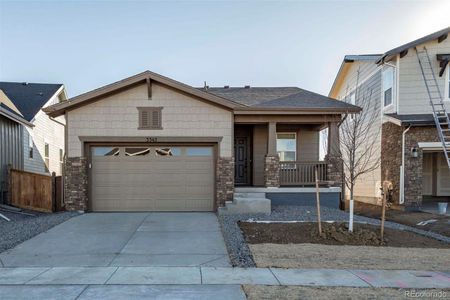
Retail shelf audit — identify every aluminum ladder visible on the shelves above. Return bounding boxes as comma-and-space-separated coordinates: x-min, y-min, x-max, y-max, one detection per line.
415, 46, 450, 169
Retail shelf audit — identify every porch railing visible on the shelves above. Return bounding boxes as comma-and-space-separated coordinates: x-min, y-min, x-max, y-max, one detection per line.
279, 161, 328, 186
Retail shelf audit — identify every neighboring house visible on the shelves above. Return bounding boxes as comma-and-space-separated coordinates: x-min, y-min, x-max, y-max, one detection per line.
0, 82, 67, 203
44, 71, 359, 212
329, 27, 450, 210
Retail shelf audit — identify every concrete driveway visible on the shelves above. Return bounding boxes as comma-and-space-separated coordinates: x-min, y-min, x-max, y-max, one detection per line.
0, 212, 230, 267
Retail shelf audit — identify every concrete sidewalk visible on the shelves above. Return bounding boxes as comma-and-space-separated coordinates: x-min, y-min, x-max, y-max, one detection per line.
0, 266, 449, 288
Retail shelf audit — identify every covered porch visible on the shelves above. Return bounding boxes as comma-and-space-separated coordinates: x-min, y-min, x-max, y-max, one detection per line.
233, 113, 342, 188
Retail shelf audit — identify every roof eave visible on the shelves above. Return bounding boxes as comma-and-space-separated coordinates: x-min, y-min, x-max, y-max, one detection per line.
0, 106, 34, 127
377, 27, 450, 65
44, 71, 245, 117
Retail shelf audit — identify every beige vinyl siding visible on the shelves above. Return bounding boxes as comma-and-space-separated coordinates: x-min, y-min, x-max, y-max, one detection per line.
333, 62, 383, 204
67, 82, 233, 158
252, 125, 267, 186
398, 37, 450, 114
352, 71, 382, 203
334, 61, 380, 100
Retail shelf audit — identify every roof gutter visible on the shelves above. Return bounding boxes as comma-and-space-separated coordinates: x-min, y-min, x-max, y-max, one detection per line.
233, 106, 361, 114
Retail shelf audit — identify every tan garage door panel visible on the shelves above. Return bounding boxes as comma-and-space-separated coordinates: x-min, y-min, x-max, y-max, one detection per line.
91, 146, 214, 211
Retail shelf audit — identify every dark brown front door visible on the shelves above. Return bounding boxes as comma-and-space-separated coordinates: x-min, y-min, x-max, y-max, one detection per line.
234, 137, 250, 185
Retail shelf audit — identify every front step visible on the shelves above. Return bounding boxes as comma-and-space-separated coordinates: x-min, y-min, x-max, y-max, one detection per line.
234, 192, 266, 198
218, 192, 271, 215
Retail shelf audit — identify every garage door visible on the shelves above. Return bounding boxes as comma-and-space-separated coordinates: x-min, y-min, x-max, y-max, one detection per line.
91, 146, 214, 211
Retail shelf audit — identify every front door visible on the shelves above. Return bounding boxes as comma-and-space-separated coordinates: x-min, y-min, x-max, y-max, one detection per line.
234, 137, 250, 185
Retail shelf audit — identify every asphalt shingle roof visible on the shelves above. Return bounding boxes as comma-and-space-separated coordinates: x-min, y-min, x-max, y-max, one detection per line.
202, 87, 358, 110
203, 87, 302, 106
0, 82, 62, 121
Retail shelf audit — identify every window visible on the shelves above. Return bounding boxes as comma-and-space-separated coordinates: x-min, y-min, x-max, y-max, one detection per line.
186, 147, 212, 156
58, 93, 66, 103
156, 147, 181, 156
349, 92, 356, 105
92, 147, 120, 156
277, 133, 296, 161
28, 134, 33, 159
446, 65, 450, 100
382, 67, 394, 107
59, 149, 63, 173
125, 147, 151, 156
44, 142, 50, 172
138, 107, 163, 129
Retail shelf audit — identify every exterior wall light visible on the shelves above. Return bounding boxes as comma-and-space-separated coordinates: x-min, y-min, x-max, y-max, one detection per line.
411, 147, 419, 158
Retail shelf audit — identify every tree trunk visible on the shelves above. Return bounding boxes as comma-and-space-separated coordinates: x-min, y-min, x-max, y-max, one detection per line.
349, 185, 354, 232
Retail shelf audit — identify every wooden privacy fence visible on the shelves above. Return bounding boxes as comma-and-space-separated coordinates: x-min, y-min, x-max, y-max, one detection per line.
279, 161, 328, 186
8, 168, 63, 212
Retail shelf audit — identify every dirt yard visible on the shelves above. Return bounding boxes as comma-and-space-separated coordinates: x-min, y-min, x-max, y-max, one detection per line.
351, 201, 450, 237
240, 222, 449, 247
240, 222, 450, 270
243, 285, 450, 300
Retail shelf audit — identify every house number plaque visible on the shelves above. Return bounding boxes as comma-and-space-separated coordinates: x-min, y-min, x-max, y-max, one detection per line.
146, 137, 158, 143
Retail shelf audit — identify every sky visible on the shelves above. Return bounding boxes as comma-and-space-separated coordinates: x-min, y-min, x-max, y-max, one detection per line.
0, 0, 449, 98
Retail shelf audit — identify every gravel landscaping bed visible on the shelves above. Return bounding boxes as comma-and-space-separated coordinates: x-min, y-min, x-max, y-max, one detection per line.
0, 209, 79, 254
218, 205, 450, 267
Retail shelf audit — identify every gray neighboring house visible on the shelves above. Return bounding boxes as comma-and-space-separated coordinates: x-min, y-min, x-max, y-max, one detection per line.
44, 71, 359, 212
330, 27, 450, 210
0, 82, 67, 203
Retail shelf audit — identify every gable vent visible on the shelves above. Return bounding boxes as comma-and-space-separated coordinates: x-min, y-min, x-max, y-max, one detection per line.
138, 107, 163, 130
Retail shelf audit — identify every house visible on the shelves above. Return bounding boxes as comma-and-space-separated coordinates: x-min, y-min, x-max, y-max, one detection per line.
329, 27, 450, 210
44, 71, 359, 212
0, 82, 67, 203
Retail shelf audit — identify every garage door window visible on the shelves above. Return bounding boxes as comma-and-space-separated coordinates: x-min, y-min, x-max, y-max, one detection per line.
155, 147, 181, 156
186, 147, 212, 156
92, 147, 120, 156
125, 147, 151, 156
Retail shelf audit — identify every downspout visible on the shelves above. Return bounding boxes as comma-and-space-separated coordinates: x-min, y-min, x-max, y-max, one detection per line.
49, 116, 65, 127
400, 124, 411, 204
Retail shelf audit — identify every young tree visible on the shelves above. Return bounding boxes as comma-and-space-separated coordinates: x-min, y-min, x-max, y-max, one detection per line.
338, 68, 381, 232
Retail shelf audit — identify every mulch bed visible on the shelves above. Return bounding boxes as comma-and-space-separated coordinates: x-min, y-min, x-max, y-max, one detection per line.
239, 221, 449, 248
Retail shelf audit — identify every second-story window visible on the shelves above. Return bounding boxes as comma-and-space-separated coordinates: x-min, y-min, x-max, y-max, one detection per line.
44, 142, 50, 173
349, 92, 356, 105
447, 65, 450, 100
382, 67, 394, 107
28, 133, 34, 159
